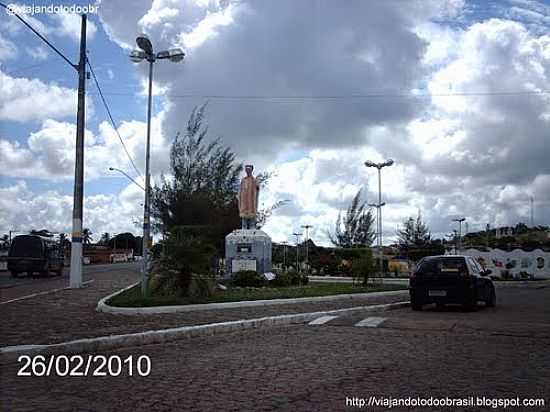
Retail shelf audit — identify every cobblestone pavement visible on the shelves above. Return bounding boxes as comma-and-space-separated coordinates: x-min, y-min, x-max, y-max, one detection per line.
1, 263, 408, 347
1, 286, 548, 411
0, 262, 139, 302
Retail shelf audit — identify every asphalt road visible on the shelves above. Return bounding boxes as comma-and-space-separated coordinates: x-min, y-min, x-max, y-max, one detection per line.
1, 285, 548, 411
0, 261, 141, 302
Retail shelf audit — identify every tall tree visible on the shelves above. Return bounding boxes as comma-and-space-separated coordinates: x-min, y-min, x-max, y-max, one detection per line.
99, 232, 111, 246
328, 189, 376, 248
82, 228, 93, 244
397, 211, 431, 249
151, 104, 242, 254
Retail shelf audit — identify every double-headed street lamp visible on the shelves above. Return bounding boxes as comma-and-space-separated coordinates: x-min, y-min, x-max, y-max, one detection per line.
130, 34, 185, 296
452, 217, 466, 253
364, 159, 394, 275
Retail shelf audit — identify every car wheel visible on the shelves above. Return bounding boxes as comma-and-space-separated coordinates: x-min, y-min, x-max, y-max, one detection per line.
486, 287, 496, 308
411, 300, 423, 311
464, 297, 478, 312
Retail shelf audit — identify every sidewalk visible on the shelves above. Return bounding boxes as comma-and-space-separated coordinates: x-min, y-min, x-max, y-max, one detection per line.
1, 268, 407, 348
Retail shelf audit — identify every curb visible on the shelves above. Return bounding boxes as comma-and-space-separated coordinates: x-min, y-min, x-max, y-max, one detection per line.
96, 283, 408, 314
1, 301, 410, 361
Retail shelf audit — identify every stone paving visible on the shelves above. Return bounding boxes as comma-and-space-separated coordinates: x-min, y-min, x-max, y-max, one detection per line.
1, 264, 408, 347
1, 287, 548, 411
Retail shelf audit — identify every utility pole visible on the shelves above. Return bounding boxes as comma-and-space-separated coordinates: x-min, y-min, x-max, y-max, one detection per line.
301, 225, 312, 275
0, 5, 88, 288
293, 232, 302, 272
69, 14, 87, 288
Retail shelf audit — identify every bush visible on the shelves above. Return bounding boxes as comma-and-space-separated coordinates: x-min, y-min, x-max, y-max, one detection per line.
351, 249, 375, 285
231, 270, 266, 288
271, 270, 308, 287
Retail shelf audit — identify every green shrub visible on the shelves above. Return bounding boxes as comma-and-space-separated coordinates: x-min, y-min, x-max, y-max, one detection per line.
271, 270, 308, 287
232, 270, 265, 287
351, 249, 375, 285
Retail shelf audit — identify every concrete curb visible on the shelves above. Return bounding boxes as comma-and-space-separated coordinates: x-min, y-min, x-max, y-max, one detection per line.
0, 300, 410, 362
96, 283, 408, 315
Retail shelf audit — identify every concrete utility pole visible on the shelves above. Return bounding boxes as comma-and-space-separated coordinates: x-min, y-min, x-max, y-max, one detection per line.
530, 196, 534, 227
452, 218, 466, 253
301, 225, 312, 275
69, 14, 87, 288
0, 4, 90, 289
364, 159, 394, 275
293, 233, 302, 272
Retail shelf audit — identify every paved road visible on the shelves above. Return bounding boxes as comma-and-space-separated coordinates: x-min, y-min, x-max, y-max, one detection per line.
0, 263, 408, 347
0, 262, 141, 302
2, 286, 548, 411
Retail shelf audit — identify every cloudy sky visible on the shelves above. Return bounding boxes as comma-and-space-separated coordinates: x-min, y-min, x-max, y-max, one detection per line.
1, 0, 549, 246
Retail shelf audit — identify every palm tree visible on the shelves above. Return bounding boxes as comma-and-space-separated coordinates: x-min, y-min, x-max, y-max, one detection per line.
82, 228, 93, 244
99, 232, 111, 245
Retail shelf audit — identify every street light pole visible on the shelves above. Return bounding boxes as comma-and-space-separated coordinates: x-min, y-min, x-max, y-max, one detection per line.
364, 159, 394, 276
108, 167, 145, 191
130, 35, 185, 296
301, 225, 312, 275
452, 217, 466, 253
280, 241, 288, 270
293, 232, 302, 272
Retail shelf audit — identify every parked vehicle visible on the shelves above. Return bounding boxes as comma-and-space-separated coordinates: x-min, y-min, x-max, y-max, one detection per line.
7, 234, 64, 277
409, 255, 496, 311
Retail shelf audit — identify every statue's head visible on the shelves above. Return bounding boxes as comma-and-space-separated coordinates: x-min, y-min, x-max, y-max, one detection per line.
245, 164, 254, 177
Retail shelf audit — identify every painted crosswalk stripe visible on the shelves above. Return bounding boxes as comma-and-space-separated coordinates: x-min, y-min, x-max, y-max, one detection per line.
308, 315, 339, 325
354, 317, 387, 328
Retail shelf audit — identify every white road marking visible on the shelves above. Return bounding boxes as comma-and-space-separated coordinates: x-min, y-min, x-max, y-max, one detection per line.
0, 279, 94, 305
308, 315, 339, 325
354, 317, 387, 328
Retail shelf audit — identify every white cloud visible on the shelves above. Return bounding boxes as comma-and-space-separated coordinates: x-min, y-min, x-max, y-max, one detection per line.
0, 181, 142, 238
0, 71, 93, 122
0, 33, 17, 61
49, 13, 98, 42
25, 46, 48, 61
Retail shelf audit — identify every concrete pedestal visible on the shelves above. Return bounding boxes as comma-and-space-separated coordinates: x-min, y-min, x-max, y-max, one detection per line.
225, 229, 272, 278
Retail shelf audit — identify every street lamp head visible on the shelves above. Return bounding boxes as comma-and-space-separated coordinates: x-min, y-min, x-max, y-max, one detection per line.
136, 34, 153, 55
364, 160, 376, 168
157, 48, 185, 62
129, 50, 147, 63
108, 167, 114, 171
384, 159, 394, 167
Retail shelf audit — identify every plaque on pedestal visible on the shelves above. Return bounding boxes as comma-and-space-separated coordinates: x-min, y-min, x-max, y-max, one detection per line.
225, 229, 272, 278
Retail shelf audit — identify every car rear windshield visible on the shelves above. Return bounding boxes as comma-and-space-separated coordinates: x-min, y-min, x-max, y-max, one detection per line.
416, 257, 467, 275
9, 236, 44, 258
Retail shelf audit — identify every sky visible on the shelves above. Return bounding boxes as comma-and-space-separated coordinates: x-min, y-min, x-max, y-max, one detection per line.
0, 0, 549, 246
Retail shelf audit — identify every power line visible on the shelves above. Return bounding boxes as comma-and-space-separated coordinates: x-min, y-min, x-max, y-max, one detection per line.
86, 57, 143, 180
0, 2, 76, 70
87, 89, 550, 101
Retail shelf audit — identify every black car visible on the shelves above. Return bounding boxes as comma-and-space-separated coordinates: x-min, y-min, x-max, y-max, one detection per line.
409, 255, 496, 311
7, 234, 64, 277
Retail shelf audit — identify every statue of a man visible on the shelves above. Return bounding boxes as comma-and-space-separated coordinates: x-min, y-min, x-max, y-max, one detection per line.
238, 164, 260, 229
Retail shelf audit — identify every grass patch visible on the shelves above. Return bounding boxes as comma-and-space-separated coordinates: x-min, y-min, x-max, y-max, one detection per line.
108, 282, 407, 308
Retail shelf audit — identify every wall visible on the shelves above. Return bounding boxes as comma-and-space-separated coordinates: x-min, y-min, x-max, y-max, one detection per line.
462, 248, 550, 279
